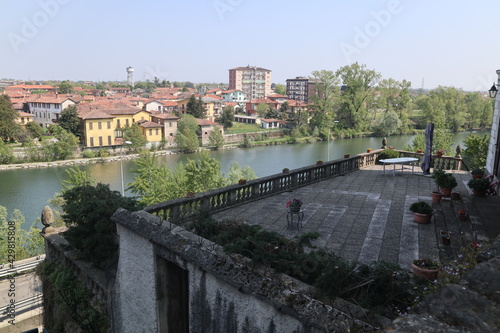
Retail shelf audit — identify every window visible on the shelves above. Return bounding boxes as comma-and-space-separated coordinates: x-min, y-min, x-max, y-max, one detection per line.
90, 137, 94, 147
98, 122, 102, 130
169, 122, 172, 127
107, 121, 111, 129
170, 133, 173, 136
126, 119, 129, 126
98, 136, 103, 146
117, 119, 121, 127
89, 122, 93, 130
108, 136, 112, 145
155, 128, 159, 135
149, 129, 152, 136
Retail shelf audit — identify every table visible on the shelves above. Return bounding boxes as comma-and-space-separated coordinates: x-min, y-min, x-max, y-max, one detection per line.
287, 210, 304, 229
379, 157, 419, 176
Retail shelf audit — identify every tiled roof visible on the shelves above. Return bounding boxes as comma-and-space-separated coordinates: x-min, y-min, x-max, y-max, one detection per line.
196, 119, 217, 126
76, 102, 144, 116
248, 98, 278, 104
78, 109, 115, 120
267, 94, 287, 98
17, 111, 33, 117
229, 66, 271, 72
25, 95, 78, 104
151, 113, 179, 120
7, 84, 54, 90
204, 94, 223, 100
261, 118, 280, 122
139, 121, 162, 128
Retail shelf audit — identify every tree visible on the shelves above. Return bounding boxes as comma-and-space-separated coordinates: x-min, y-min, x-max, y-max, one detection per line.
309, 70, 340, 138
0, 139, 15, 164
462, 134, 489, 170
59, 105, 81, 136
0, 95, 22, 141
256, 103, 271, 118
175, 114, 199, 153
336, 63, 381, 131
123, 123, 147, 152
25, 121, 44, 139
274, 84, 286, 95
62, 183, 142, 267
209, 128, 224, 149
42, 126, 79, 161
184, 151, 226, 192
377, 78, 412, 132
226, 162, 257, 184
186, 95, 205, 118
216, 106, 235, 129
58, 80, 74, 94
184, 82, 195, 88
375, 110, 402, 136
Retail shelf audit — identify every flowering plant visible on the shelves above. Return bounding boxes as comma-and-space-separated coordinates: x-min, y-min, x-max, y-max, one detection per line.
286, 198, 302, 208
458, 209, 466, 216
412, 259, 440, 270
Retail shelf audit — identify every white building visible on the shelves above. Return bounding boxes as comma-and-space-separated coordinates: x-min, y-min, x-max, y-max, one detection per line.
26, 95, 77, 128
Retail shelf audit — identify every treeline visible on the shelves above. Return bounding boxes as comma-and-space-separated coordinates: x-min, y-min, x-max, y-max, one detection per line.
306, 63, 494, 139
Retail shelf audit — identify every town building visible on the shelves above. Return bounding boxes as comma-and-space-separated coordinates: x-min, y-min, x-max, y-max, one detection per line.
228, 66, 272, 99
285, 76, 317, 103
26, 95, 78, 128
151, 112, 179, 146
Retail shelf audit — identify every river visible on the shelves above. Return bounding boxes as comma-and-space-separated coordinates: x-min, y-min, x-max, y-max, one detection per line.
0, 131, 487, 227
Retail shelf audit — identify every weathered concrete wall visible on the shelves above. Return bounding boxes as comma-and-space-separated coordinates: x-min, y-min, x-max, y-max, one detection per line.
111, 209, 375, 333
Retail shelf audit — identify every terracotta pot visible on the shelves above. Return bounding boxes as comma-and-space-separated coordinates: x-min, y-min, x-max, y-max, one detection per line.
238, 180, 246, 185
416, 149, 423, 154
440, 188, 452, 197
431, 191, 443, 203
367, 149, 372, 153
472, 189, 486, 197
472, 174, 483, 179
440, 231, 451, 245
412, 263, 439, 280
413, 212, 431, 224
459, 215, 466, 221
186, 192, 195, 198
451, 192, 461, 200
344, 154, 350, 158
437, 152, 444, 157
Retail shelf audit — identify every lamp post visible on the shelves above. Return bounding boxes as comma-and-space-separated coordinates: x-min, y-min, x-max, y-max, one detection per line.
120, 141, 132, 196
489, 83, 498, 99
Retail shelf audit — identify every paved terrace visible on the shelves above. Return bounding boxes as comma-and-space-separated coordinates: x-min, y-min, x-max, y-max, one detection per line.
212, 165, 500, 270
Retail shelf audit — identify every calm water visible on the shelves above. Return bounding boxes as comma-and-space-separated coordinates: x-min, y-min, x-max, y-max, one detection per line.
0, 131, 486, 227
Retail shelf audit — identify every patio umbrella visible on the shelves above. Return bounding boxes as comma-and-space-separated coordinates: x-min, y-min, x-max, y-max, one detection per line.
421, 123, 434, 174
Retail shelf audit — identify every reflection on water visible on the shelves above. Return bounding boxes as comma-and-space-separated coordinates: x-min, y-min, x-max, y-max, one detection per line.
0, 131, 486, 227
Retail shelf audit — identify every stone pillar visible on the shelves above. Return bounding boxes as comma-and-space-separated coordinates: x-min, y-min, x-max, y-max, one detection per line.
486, 70, 500, 175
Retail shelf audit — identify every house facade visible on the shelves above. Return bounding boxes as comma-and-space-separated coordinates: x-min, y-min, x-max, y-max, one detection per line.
228, 66, 272, 100
151, 113, 179, 146
26, 95, 77, 128
286, 77, 317, 103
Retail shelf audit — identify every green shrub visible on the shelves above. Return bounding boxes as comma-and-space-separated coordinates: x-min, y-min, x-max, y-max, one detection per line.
82, 150, 96, 158
376, 149, 400, 163
409, 201, 433, 215
97, 149, 110, 158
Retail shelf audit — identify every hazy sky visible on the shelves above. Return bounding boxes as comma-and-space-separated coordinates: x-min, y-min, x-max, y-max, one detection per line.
1, 0, 499, 91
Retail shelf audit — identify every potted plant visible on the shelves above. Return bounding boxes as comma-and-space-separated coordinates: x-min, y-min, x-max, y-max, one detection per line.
366, 148, 372, 153
409, 201, 433, 224
343, 153, 350, 158
458, 209, 467, 221
471, 168, 484, 179
412, 259, 440, 280
431, 191, 443, 203
440, 230, 451, 245
286, 198, 303, 212
282, 167, 289, 173
186, 190, 195, 198
436, 149, 445, 157
316, 160, 323, 165
433, 169, 457, 197
467, 178, 490, 197
238, 178, 247, 185
416, 149, 423, 154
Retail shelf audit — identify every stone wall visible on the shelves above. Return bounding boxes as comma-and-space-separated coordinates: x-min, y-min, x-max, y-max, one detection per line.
223, 130, 284, 144
387, 235, 500, 332
111, 209, 380, 333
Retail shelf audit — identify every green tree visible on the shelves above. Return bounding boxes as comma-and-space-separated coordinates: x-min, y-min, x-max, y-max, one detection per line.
225, 162, 257, 184
0, 95, 22, 141
175, 114, 199, 153
377, 78, 412, 132
216, 106, 235, 129
464, 93, 494, 130
309, 70, 340, 139
41, 126, 79, 161
186, 95, 205, 118
58, 80, 74, 94
184, 151, 226, 192
184, 82, 195, 88
0, 207, 44, 262
59, 105, 81, 137
375, 110, 402, 136
462, 134, 489, 170
256, 103, 271, 118
336, 63, 381, 131
123, 123, 147, 152
0, 139, 15, 164
209, 128, 224, 149
274, 84, 286, 95
25, 121, 44, 139
61, 183, 142, 267
133, 81, 156, 93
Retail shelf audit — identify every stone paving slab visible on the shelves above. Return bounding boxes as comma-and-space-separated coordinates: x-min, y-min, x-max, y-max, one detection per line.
212, 165, 496, 270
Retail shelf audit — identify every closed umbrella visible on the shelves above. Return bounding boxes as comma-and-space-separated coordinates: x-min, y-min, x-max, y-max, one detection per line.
421, 123, 434, 174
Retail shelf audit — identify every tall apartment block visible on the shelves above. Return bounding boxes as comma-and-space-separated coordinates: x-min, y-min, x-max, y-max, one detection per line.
285, 77, 317, 103
228, 66, 272, 99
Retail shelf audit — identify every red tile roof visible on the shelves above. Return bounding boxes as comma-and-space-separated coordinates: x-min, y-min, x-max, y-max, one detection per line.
151, 113, 179, 120
139, 121, 162, 128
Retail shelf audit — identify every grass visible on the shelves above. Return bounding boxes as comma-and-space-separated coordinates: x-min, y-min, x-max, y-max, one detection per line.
225, 121, 277, 134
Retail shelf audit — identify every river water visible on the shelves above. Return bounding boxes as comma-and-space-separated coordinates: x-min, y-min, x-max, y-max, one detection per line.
0, 131, 486, 227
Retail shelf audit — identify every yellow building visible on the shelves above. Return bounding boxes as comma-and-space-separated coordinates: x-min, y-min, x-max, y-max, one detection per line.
139, 121, 163, 143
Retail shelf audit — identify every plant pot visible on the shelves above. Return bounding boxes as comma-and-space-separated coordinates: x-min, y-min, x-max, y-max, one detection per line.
186, 192, 195, 198
413, 212, 431, 224
316, 161, 323, 165
431, 191, 443, 203
451, 192, 461, 200
440, 230, 450, 245
459, 215, 466, 221
282, 168, 289, 174
344, 154, 350, 158
416, 149, 423, 154
472, 189, 487, 197
472, 174, 483, 179
440, 188, 452, 197
238, 179, 246, 185
436, 152, 444, 157
366, 149, 372, 153
289, 206, 301, 213
412, 263, 439, 280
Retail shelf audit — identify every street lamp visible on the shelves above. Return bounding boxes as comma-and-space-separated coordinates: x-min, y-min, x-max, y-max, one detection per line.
120, 140, 132, 196
489, 83, 498, 99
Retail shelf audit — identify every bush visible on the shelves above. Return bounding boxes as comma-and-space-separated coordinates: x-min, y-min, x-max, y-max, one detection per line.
376, 148, 399, 163
97, 149, 110, 157
433, 170, 457, 189
82, 150, 96, 158
409, 201, 433, 215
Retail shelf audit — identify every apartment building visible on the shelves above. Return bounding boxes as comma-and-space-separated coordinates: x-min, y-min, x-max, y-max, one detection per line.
285, 77, 317, 103
228, 66, 272, 100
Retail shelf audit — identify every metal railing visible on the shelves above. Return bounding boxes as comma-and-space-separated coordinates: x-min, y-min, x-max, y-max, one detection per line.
0, 255, 46, 279
1, 294, 43, 315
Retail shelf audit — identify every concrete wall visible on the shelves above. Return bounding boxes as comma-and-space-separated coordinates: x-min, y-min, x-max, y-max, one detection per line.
111, 209, 371, 333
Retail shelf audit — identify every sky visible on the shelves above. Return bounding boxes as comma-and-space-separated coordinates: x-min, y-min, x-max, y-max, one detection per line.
1, 0, 499, 91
